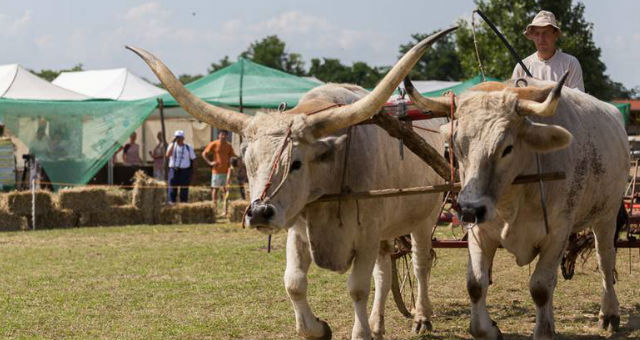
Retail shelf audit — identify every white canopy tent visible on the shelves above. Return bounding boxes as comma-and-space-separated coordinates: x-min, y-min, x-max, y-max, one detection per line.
0, 64, 89, 100
53, 68, 167, 100
0, 64, 89, 170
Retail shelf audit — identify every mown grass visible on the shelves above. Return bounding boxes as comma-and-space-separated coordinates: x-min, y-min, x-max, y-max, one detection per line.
0, 222, 639, 339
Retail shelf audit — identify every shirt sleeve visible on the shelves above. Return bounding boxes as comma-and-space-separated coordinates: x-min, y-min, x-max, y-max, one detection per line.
512, 64, 525, 79
567, 58, 585, 92
189, 145, 197, 160
204, 141, 215, 155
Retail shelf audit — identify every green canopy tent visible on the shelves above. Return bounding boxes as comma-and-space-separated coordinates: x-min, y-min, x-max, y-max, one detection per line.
160, 58, 322, 110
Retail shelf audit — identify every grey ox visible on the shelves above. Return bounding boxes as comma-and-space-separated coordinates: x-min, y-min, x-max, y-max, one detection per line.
128, 27, 455, 340
405, 74, 629, 340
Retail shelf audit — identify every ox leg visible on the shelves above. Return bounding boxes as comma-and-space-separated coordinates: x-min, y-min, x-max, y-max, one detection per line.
467, 227, 501, 340
592, 224, 620, 332
410, 228, 435, 333
349, 245, 378, 340
284, 227, 332, 340
529, 233, 569, 340
369, 241, 393, 340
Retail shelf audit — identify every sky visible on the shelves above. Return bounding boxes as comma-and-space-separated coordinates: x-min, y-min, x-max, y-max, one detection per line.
1, 0, 638, 89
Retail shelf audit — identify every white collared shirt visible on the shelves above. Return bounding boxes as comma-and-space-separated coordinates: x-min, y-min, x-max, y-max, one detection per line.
512, 50, 584, 92
168, 143, 196, 169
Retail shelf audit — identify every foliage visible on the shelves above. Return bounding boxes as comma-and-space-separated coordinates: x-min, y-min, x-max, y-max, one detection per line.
455, 0, 633, 99
177, 73, 203, 85
208, 55, 232, 73
240, 35, 306, 76
398, 31, 464, 81
308, 58, 386, 88
31, 63, 83, 82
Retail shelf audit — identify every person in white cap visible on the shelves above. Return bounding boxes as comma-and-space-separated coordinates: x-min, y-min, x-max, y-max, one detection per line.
512, 10, 585, 91
166, 129, 197, 203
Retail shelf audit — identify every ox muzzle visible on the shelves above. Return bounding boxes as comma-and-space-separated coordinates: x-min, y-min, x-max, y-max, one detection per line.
245, 199, 277, 230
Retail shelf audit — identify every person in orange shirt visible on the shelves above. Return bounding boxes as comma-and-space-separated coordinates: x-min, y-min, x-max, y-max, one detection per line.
202, 130, 236, 212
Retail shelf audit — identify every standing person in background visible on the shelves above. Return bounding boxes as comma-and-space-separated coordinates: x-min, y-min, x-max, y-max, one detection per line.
223, 157, 243, 217
149, 131, 166, 180
123, 132, 143, 166
512, 10, 584, 91
166, 130, 196, 203
202, 130, 236, 213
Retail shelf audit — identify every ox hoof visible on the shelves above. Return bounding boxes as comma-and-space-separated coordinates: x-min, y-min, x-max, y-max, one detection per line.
303, 318, 332, 340
598, 314, 620, 333
470, 319, 502, 340
413, 318, 433, 334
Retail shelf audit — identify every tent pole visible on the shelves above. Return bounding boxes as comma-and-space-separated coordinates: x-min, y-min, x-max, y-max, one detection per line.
158, 98, 168, 182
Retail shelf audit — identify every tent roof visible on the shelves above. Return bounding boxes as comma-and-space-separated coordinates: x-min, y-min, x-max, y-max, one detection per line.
0, 64, 89, 100
53, 68, 167, 100
161, 58, 321, 109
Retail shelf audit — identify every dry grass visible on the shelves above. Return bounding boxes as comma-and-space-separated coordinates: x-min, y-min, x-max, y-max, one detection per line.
228, 200, 249, 223
0, 224, 638, 339
160, 202, 216, 224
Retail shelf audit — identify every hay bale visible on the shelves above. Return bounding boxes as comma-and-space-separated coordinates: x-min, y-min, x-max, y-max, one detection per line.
160, 202, 216, 225
105, 188, 131, 206
59, 187, 107, 213
229, 200, 249, 223
84, 205, 143, 227
0, 210, 28, 231
40, 209, 78, 229
2, 190, 54, 216
188, 186, 211, 203
132, 171, 166, 224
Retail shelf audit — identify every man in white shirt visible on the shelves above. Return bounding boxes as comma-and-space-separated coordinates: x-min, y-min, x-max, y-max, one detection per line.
166, 130, 197, 203
512, 10, 585, 92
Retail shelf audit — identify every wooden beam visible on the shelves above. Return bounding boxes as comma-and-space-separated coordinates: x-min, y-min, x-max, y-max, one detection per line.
313, 171, 565, 203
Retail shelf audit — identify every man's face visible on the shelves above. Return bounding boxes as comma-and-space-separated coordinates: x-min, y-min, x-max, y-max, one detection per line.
218, 131, 228, 142
529, 26, 558, 56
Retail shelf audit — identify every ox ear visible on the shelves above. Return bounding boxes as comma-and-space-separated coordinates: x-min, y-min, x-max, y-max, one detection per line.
521, 122, 572, 153
312, 135, 348, 162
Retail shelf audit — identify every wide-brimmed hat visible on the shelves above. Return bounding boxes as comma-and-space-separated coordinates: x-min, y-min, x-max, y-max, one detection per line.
524, 10, 562, 39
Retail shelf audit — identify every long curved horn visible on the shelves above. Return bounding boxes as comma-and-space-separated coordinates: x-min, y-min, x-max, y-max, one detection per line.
517, 72, 568, 117
403, 76, 451, 115
126, 46, 249, 134
304, 26, 458, 138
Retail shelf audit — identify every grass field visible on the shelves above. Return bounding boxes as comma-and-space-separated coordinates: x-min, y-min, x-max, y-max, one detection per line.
0, 222, 639, 339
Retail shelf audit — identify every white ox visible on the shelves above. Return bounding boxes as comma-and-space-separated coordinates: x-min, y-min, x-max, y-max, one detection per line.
128, 28, 455, 340
406, 74, 629, 339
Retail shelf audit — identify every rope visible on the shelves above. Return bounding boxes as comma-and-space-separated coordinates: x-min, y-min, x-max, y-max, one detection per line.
471, 11, 487, 82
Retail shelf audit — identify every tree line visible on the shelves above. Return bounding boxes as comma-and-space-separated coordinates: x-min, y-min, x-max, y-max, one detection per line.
32, 0, 636, 100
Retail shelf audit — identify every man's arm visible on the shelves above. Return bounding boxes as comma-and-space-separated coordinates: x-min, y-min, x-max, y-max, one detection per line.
567, 58, 585, 92
165, 142, 175, 158
201, 142, 215, 167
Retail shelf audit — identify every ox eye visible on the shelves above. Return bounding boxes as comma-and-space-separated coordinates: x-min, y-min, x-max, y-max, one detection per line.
290, 160, 302, 172
501, 145, 513, 158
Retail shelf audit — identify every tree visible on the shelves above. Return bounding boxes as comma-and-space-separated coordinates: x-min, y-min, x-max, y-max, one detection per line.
455, 0, 632, 99
177, 74, 202, 85
398, 31, 464, 81
32, 63, 84, 81
240, 35, 306, 76
208, 56, 232, 73
309, 58, 385, 88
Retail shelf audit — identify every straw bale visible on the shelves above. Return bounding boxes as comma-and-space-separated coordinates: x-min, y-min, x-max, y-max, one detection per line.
105, 188, 131, 206
229, 200, 249, 223
160, 202, 216, 225
59, 187, 107, 213
132, 171, 166, 224
84, 205, 143, 227
188, 186, 211, 203
0, 210, 28, 231
2, 190, 54, 216
40, 209, 78, 229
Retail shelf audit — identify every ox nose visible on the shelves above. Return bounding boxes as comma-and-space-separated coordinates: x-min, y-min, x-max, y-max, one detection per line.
459, 204, 487, 224
246, 200, 275, 226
